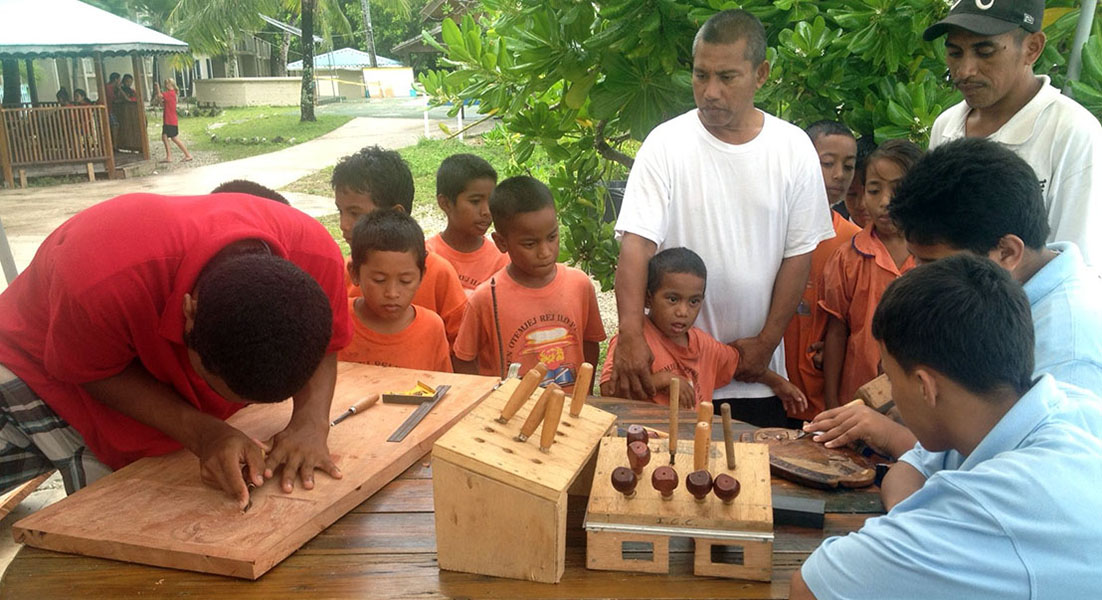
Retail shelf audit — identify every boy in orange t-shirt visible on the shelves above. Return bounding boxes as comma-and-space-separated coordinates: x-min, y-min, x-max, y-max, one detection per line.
820, 140, 922, 408
331, 145, 468, 346
338, 210, 451, 371
600, 248, 806, 410
453, 176, 604, 391
783, 121, 862, 421
426, 154, 509, 295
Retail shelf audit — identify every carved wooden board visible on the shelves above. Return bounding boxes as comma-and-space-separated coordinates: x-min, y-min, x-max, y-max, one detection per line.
742, 429, 878, 490
12, 363, 497, 579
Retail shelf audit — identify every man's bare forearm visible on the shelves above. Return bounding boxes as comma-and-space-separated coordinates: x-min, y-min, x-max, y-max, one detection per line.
758, 252, 812, 346
289, 352, 338, 431
614, 233, 658, 337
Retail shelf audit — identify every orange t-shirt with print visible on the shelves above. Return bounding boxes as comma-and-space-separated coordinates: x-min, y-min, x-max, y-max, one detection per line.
453, 264, 606, 390
345, 252, 467, 346
783, 211, 862, 420
599, 318, 739, 408
338, 299, 452, 372
425, 233, 510, 295
819, 225, 915, 405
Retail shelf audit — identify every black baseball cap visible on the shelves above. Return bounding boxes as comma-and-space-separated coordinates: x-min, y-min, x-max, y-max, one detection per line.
923, 0, 1045, 41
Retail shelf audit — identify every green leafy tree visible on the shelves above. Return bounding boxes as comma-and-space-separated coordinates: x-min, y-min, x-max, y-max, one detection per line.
421, 0, 1102, 289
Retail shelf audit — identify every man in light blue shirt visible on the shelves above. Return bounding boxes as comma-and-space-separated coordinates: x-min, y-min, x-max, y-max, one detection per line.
802, 137, 1102, 461
791, 254, 1102, 600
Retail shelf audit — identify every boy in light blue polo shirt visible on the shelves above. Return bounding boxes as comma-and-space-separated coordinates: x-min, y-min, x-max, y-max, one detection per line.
790, 254, 1102, 600
802, 138, 1102, 462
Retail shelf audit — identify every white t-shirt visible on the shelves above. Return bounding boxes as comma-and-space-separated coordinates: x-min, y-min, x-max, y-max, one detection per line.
930, 76, 1102, 269
615, 109, 834, 398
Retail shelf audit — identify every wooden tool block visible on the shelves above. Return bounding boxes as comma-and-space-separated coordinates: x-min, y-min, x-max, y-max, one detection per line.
743, 429, 878, 489
856, 374, 902, 421
584, 437, 773, 581
12, 364, 498, 579
432, 378, 617, 583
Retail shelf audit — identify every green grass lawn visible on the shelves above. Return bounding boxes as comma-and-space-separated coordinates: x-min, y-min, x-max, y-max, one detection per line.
146, 106, 354, 162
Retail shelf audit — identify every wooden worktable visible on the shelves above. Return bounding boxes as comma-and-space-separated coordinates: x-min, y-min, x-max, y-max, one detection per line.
0, 397, 883, 598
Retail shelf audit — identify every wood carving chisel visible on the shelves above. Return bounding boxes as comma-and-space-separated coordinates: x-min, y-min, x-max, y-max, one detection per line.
539, 388, 565, 452
694, 421, 710, 471
515, 385, 555, 442
497, 363, 547, 424
570, 362, 594, 417
669, 376, 680, 465
721, 403, 736, 470
330, 394, 381, 427
386, 385, 450, 442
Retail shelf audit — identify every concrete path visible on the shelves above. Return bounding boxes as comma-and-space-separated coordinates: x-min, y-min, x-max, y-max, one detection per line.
0, 116, 437, 281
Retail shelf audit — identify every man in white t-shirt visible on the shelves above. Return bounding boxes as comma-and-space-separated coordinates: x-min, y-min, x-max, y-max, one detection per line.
925, 0, 1102, 269
609, 9, 834, 426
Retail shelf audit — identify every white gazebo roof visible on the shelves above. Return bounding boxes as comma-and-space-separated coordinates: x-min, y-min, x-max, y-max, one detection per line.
0, 0, 189, 58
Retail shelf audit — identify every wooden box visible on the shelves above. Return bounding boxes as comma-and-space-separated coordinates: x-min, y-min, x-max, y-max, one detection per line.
584, 437, 774, 581
432, 378, 617, 583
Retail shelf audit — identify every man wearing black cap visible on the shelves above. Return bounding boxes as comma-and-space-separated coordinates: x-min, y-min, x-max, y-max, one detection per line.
925, 0, 1102, 270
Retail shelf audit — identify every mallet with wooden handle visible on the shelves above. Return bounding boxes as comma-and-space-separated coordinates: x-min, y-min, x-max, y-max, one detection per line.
539, 388, 566, 452
570, 362, 594, 417
694, 421, 710, 471
515, 385, 554, 442
497, 363, 548, 424
330, 393, 381, 427
721, 403, 736, 470
668, 377, 680, 465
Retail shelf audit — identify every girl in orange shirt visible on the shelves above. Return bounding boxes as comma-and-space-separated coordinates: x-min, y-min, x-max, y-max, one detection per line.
820, 139, 923, 409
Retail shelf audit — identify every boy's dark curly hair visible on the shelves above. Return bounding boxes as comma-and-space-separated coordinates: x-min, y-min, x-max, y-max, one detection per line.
188, 253, 332, 403
331, 145, 415, 213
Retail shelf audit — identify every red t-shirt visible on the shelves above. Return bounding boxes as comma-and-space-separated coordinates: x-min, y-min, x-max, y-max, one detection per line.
454, 264, 606, 389
819, 225, 915, 405
162, 88, 178, 126
0, 193, 352, 469
600, 319, 739, 408
338, 300, 451, 372
346, 252, 467, 346
425, 233, 510, 295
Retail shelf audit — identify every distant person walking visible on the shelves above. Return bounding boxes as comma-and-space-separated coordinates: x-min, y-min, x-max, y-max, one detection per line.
156, 79, 192, 163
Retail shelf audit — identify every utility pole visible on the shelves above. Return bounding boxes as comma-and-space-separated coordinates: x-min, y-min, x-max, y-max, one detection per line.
360, 0, 378, 68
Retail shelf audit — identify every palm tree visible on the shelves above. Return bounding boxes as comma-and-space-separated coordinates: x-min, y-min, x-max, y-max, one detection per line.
168, 0, 278, 78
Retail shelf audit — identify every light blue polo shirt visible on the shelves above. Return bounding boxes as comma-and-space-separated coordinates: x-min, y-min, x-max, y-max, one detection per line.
1027, 242, 1102, 393
802, 376, 1102, 599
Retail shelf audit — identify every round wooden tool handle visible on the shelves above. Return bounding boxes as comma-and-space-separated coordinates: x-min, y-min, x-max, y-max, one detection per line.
500, 364, 548, 422
651, 465, 678, 498
518, 387, 553, 439
625, 424, 648, 446
669, 377, 680, 462
696, 401, 713, 425
720, 403, 736, 470
540, 388, 566, 450
351, 393, 381, 414
693, 421, 710, 472
627, 441, 651, 474
713, 473, 740, 504
611, 466, 638, 498
570, 362, 594, 417
686, 469, 713, 501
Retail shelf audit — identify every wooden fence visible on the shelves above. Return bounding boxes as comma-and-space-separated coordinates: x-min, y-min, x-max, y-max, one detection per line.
0, 104, 115, 187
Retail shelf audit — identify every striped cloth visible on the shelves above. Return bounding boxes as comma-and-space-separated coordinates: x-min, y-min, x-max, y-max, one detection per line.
0, 365, 110, 495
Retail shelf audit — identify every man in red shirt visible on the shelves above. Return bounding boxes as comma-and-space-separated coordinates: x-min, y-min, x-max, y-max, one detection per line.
157, 79, 192, 162
0, 193, 352, 509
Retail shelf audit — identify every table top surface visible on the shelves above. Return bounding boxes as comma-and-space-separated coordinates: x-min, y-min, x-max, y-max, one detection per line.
1, 397, 884, 599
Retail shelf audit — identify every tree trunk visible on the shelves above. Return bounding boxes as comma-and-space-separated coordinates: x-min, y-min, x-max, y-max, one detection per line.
226, 28, 240, 78
2, 60, 20, 107
300, 0, 316, 122
360, 0, 378, 68
278, 31, 291, 77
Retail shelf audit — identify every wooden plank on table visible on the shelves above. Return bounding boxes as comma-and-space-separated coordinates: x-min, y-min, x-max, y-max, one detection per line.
11, 363, 498, 580
0, 472, 53, 521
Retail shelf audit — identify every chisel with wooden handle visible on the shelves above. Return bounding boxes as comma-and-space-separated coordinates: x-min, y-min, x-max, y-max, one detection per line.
330, 393, 381, 427
721, 403, 736, 470
570, 362, 594, 417
498, 363, 548, 424
697, 400, 713, 425
540, 388, 566, 452
516, 385, 555, 442
694, 421, 710, 471
669, 377, 680, 465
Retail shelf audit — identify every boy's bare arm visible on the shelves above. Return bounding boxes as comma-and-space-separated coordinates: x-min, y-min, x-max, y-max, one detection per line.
582, 341, 600, 370
789, 569, 820, 600
82, 363, 267, 509
880, 462, 927, 511
734, 251, 812, 382
453, 358, 480, 375
612, 233, 658, 399
821, 315, 849, 410
267, 352, 343, 494
759, 370, 808, 415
